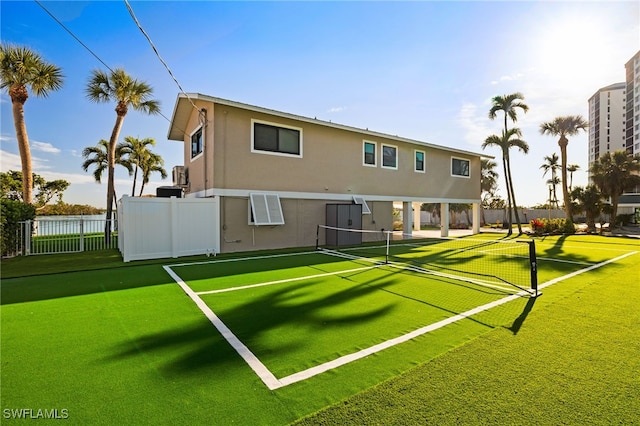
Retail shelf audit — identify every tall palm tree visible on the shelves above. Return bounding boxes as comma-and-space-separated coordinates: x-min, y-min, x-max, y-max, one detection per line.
137, 151, 167, 196
539, 115, 588, 222
567, 164, 580, 192
81, 139, 133, 211
540, 153, 561, 208
482, 128, 529, 235
122, 136, 156, 196
85, 68, 160, 241
589, 150, 640, 227
488, 92, 529, 232
0, 44, 63, 204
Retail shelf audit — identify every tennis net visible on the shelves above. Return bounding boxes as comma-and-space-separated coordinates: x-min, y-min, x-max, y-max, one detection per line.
316, 225, 539, 297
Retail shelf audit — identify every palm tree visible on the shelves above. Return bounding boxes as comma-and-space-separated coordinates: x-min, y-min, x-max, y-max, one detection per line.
545, 175, 561, 208
589, 150, 640, 227
482, 128, 529, 235
540, 153, 561, 208
488, 92, 529, 233
571, 185, 603, 232
0, 44, 63, 204
137, 151, 167, 196
81, 139, 133, 210
567, 164, 580, 192
85, 68, 160, 241
539, 115, 588, 222
122, 136, 156, 196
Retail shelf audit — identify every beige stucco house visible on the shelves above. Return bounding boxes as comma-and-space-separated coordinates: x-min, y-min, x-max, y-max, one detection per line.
167, 93, 485, 253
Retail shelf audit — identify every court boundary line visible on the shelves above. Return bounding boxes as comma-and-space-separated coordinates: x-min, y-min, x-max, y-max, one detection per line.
163, 250, 636, 390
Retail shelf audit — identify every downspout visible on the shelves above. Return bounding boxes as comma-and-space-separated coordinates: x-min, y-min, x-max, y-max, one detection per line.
200, 108, 207, 197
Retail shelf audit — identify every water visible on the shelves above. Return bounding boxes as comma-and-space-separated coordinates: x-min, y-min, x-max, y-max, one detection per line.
33, 215, 113, 236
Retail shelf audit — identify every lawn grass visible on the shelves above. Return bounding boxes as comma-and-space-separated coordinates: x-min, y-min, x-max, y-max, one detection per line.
1, 234, 638, 424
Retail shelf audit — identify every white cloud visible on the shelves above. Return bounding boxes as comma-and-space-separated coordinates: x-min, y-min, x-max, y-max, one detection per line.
32, 141, 61, 154
327, 106, 346, 113
457, 102, 501, 147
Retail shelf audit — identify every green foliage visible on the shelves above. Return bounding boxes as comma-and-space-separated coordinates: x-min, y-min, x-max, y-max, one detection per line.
0, 170, 69, 208
530, 217, 575, 235
37, 203, 103, 216
0, 199, 35, 256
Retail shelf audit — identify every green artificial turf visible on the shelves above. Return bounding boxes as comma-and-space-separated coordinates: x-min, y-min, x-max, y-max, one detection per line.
1, 234, 638, 424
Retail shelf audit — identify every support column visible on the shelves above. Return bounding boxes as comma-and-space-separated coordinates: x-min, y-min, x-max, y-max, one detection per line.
440, 203, 449, 237
472, 203, 481, 234
402, 201, 412, 237
413, 202, 421, 231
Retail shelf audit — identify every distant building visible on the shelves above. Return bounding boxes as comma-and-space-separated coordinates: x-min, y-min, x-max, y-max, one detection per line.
588, 50, 640, 222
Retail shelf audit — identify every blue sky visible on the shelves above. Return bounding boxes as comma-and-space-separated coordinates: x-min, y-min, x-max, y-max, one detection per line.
1, 1, 638, 209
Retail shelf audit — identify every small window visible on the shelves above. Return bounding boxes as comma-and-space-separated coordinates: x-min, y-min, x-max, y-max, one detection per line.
252, 120, 302, 157
191, 127, 203, 159
451, 157, 470, 177
415, 150, 425, 173
381, 144, 397, 169
249, 193, 285, 225
353, 196, 371, 214
363, 141, 377, 166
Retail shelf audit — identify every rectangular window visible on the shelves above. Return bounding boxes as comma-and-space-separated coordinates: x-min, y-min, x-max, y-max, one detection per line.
381, 144, 398, 169
191, 127, 203, 159
414, 150, 425, 173
363, 141, 377, 166
249, 193, 285, 225
252, 120, 302, 157
451, 157, 470, 177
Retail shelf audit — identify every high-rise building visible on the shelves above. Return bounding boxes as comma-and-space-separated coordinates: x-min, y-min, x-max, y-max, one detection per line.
625, 50, 640, 155
588, 82, 626, 165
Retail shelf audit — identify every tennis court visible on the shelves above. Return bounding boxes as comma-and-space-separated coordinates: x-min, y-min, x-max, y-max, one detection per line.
163, 233, 635, 390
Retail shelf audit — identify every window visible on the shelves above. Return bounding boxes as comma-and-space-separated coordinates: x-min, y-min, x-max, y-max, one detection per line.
191, 127, 203, 159
353, 196, 371, 214
415, 150, 425, 173
363, 141, 377, 166
451, 157, 470, 177
252, 120, 302, 157
381, 144, 398, 169
249, 193, 284, 225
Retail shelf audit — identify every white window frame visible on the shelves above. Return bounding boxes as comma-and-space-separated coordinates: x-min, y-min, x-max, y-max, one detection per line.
251, 119, 303, 158
249, 193, 285, 225
381, 143, 398, 170
362, 140, 377, 167
353, 196, 371, 214
414, 149, 426, 173
451, 156, 470, 178
190, 126, 204, 160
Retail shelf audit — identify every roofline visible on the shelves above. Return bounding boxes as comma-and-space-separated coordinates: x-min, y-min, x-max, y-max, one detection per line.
167, 92, 493, 159
588, 82, 626, 100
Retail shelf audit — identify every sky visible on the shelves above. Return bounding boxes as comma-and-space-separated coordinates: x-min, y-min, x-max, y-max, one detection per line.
1, 1, 639, 209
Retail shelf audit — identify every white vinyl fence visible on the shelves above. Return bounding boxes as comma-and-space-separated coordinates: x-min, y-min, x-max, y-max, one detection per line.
17, 215, 117, 256
118, 196, 220, 262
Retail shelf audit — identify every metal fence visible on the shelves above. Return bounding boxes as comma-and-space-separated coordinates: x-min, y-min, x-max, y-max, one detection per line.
17, 216, 118, 256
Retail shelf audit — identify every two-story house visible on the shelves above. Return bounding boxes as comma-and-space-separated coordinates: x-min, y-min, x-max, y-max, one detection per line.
167, 93, 485, 253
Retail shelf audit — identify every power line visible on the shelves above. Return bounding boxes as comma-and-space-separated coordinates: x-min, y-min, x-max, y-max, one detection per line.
123, 0, 202, 118
34, 0, 113, 73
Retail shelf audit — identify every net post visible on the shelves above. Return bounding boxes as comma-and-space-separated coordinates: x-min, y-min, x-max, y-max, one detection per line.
315, 225, 320, 251
528, 240, 539, 297
385, 230, 390, 264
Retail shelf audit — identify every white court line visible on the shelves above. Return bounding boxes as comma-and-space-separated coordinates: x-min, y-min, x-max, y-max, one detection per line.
164, 250, 637, 391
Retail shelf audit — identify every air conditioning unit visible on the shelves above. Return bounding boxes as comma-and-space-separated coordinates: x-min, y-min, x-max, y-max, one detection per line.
172, 166, 187, 187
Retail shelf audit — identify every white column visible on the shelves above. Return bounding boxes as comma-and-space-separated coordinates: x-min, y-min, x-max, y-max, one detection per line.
440, 203, 449, 237
472, 203, 480, 234
413, 202, 421, 231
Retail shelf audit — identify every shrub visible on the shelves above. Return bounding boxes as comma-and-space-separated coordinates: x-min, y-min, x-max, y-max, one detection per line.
1, 199, 36, 257
529, 218, 575, 235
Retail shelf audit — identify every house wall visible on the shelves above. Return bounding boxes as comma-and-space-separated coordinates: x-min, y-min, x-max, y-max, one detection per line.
203, 103, 480, 201
218, 197, 393, 253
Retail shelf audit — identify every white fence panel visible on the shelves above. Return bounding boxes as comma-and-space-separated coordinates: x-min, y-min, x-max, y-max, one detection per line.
118, 196, 219, 262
